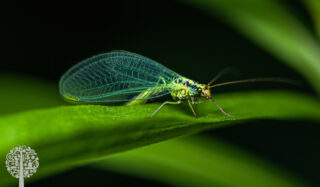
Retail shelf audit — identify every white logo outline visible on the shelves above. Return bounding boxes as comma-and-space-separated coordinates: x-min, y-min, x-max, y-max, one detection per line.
6, 145, 39, 187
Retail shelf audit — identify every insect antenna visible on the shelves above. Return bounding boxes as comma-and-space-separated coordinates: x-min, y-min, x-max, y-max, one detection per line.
207, 67, 238, 86
209, 77, 300, 88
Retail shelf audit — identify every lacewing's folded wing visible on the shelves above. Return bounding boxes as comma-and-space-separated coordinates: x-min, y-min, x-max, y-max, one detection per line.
59, 51, 181, 103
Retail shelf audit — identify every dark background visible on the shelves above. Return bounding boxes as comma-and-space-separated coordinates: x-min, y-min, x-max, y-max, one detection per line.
2, 0, 319, 186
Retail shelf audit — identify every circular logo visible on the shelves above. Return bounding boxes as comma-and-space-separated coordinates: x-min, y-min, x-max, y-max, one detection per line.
6, 145, 39, 179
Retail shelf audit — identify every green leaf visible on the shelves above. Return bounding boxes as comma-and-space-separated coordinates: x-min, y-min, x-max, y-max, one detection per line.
0, 73, 65, 115
181, 0, 320, 94
303, 0, 320, 37
0, 90, 319, 186
93, 136, 308, 187
0, 74, 313, 186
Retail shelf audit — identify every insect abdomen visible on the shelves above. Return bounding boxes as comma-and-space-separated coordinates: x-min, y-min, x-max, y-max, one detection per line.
63, 94, 80, 102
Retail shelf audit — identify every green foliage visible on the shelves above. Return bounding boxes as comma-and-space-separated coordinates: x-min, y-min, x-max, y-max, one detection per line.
0, 73, 65, 115
3, 0, 320, 186
0, 81, 319, 186
93, 136, 308, 187
304, 0, 320, 37
182, 0, 320, 95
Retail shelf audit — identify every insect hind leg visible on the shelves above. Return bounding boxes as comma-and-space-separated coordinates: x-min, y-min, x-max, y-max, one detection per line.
150, 101, 181, 117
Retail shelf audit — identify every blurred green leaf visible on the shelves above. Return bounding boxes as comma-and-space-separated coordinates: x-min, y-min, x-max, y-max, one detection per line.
0, 74, 314, 186
0, 72, 65, 115
93, 136, 307, 187
0, 89, 319, 186
303, 0, 320, 37
182, 0, 320, 95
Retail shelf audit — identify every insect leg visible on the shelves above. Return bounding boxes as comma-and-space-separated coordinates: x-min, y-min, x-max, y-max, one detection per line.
151, 101, 181, 117
191, 96, 195, 104
187, 100, 198, 118
212, 99, 232, 116
192, 97, 203, 104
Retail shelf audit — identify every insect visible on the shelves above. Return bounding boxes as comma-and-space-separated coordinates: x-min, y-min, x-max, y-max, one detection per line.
59, 50, 294, 118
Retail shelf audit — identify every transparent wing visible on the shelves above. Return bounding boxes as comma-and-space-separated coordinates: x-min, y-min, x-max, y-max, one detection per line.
59, 50, 181, 102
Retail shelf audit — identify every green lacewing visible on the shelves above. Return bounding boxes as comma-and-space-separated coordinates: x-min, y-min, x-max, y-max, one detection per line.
59, 50, 295, 117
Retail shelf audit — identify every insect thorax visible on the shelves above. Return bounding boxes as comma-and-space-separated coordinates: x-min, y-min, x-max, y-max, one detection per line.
170, 77, 200, 101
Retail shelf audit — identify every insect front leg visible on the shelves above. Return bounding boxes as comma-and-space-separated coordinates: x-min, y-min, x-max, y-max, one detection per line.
190, 96, 202, 105
150, 101, 181, 117
187, 100, 198, 118
212, 99, 232, 116
190, 96, 196, 104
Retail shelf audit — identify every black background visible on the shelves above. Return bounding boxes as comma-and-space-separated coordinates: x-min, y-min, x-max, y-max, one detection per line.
2, 0, 320, 186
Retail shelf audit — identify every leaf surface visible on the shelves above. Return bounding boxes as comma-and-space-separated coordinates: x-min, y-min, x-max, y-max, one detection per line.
0, 88, 319, 186
182, 0, 320, 94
